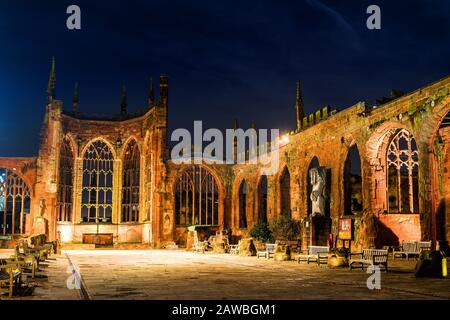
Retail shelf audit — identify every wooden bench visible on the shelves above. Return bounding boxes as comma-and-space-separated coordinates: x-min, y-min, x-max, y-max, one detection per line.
393, 241, 431, 260
0, 259, 23, 297
257, 243, 276, 259
193, 240, 208, 253
11, 245, 37, 278
229, 241, 240, 255
23, 241, 49, 262
297, 246, 329, 265
349, 249, 388, 271
418, 241, 432, 252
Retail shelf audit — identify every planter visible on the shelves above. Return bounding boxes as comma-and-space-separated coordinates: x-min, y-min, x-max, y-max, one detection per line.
273, 241, 291, 261
239, 238, 257, 256
327, 248, 350, 268
327, 254, 348, 268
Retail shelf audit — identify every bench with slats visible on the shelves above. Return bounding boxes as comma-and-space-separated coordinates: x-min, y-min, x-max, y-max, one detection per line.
0, 259, 23, 297
349, 249, 388, 271
257, 243, 276, 259
12, 245, 37, 278
229, 242, 240, 255
297, 246, 329, 265
393, 241, 431, 260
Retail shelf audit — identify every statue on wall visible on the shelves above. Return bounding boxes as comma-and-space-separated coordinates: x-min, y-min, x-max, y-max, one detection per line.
309, 167, 326, 217
33, 198, 48, 236
163, 214, 172, 237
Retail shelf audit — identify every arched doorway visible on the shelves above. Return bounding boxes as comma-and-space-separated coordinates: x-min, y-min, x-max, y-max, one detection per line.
257, 175, 268, 223
174, 166, 219, 226
344, 145, 363, 215
0, 168, 31, 235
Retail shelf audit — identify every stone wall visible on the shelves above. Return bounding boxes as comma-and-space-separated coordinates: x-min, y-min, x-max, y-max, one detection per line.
1, 75, 450, 249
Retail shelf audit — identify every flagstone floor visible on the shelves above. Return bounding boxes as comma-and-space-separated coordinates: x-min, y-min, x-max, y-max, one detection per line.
1, 249, 449, 300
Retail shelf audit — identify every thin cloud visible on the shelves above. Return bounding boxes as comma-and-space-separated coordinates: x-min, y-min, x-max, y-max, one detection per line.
306, 0, 363, 51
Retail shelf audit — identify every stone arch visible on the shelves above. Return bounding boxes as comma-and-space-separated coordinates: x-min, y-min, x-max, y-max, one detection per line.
0, 167, 32, 235
57, 136, 75, 222
120, 135, 141, 160
121, 138, 141, 223
62, 133, 79, 158
278, 165, 291, 217
365, 121, 412, 212
172, 165, 224, 228
238, 179, 248, 228
343, 143, 363, 215
80, 139, 115, 223
80, 137, 117, 160
419, 95, 450, 246
256, 173, 268, 223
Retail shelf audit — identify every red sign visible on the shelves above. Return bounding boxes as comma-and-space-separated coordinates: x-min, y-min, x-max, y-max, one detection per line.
338, 218, 352, 240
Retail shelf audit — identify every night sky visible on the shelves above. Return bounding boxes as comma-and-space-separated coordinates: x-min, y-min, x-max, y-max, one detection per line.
1, 0, 449, 157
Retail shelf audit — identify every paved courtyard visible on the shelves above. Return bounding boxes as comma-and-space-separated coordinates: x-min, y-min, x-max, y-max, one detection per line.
1, 249, 449, 300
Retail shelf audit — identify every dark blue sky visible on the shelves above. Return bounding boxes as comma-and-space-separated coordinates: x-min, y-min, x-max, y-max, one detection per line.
1, 0, 449, 156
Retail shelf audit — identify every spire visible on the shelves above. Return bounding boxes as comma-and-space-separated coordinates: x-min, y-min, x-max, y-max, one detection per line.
295, 80, 304, 130
72, 82, 79, 113
120, 85, 127, 114
233, 118, 238, 130
251, 122, 256, 130
46, 56, 56, 102
147, 77, 154, 106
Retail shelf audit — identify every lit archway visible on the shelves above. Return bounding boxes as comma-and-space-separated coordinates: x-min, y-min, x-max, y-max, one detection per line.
386, 129, 419, 213
122, 139, 140, 222
81, 140, 114, 223
58, 137, 74, 222
174, 166, 219, 226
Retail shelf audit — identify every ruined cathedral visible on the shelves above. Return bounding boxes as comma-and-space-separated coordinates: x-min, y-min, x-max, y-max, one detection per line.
1, 59, 450, 252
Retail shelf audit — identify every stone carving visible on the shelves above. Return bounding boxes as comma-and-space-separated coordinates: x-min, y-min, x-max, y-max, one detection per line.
163, 214, 171, 236
33, 198, 48, 236
309, 167, 326, 216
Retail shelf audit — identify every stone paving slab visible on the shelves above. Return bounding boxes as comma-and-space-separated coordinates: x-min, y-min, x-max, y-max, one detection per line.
2, 249, 449, 300
64, 250, 450, 300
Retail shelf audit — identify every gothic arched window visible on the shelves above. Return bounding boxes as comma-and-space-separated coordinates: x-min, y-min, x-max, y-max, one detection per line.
344, 145, 363, 215
58, 138, 74, 222
174, 166, 219, 226
280, 166, 291, 216
257, 175, 268, 223
387, 129, 419, 213
239, 180, 248, 228
122, 140, 140, 222
0, 168, 31, 235
81, 140, 114, 223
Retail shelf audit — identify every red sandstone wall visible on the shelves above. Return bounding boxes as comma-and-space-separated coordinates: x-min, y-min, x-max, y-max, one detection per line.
377, 213, 421, 245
